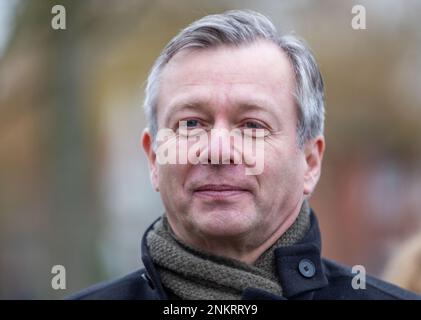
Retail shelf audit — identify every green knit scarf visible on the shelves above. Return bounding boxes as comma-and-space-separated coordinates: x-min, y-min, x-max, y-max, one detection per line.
146, 201, 310, 300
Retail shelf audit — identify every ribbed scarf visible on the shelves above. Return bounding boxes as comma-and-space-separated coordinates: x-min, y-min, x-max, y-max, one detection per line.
146, 201, 310, 300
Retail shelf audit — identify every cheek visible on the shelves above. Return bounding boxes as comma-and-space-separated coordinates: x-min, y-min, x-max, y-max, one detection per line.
262, 145, 305, 189
157, 164, 189, 197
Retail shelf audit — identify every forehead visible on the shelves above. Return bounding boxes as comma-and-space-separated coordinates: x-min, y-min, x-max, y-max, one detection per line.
157, 40, 296, 118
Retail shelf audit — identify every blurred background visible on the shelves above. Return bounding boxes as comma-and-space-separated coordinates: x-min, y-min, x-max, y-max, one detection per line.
1, 0, 421, 299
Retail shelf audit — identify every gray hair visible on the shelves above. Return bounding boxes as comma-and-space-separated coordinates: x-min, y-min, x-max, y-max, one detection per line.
143, 9, 325, 147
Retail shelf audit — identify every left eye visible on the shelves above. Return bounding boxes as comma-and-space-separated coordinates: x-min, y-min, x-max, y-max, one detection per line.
244, 121, 264, 129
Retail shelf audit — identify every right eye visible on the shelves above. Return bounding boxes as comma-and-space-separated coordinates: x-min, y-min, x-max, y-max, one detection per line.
185, 119, 199, 128
176, 119, 206, 137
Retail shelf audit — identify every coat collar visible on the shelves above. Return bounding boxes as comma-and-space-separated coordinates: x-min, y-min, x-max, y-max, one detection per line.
141, 218, 168, 299
141, 209, 328, 300
274, 209, 329, 298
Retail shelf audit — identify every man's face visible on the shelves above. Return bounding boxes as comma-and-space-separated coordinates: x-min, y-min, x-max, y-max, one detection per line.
143, 40, 324, 250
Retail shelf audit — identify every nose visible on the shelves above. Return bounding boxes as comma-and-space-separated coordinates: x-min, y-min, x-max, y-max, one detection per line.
198, 123, 242, 165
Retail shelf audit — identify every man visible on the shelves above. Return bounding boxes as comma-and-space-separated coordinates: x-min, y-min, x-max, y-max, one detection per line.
72, 10, 420, 300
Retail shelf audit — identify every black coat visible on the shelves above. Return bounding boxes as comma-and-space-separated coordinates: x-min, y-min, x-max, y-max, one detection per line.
70, 210, 421, 300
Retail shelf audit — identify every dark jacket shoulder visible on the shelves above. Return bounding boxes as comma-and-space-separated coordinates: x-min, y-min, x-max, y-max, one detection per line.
317, 259, 420, 300
68, 269, 157, 300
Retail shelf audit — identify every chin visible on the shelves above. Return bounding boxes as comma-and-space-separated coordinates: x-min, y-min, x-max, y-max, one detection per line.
192, 209, 256, 237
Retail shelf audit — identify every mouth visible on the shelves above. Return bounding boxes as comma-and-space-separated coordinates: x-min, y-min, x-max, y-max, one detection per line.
193, 184, 251, 200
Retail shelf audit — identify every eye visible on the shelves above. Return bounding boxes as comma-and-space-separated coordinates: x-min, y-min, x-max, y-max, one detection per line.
177, 119, 201, 130
241, 120, 270, 138
176, 119, 207, 137
185, 119, 199, 128
243, 121, 264, 129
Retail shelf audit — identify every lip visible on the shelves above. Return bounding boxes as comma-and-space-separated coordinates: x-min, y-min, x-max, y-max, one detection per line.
193, 184, 251, 199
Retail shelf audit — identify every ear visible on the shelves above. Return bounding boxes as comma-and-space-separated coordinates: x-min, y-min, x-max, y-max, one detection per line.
142, 128, 159, 192
303, 135, 325, 196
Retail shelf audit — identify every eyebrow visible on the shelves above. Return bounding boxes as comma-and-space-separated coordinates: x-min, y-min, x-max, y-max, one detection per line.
175, 98, 276, 111
164, 97, 280, 125
170, 100, 207, 113
235, 100, 277, 114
